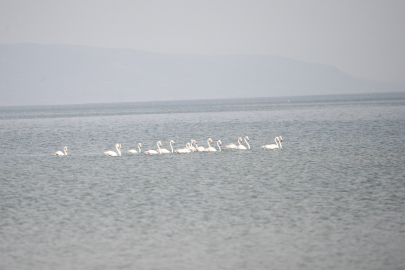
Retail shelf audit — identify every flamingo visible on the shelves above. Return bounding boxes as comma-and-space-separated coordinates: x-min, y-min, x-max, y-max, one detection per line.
205, 138, 218, 152
127, 143, 142, 153
234, 137, 244, 149
54, 146, 68, 155
104, 144, 121, 156
262, 137, 280, 149
159, 140, 175, 153
176, 143, 192, 154
195, 141, 205, 152
185, 142, 195, 152
226, 138, 238, 149
145, 141, 161, 155
217, 140, 222, 152
236, 136, 250, 150
188, 140, 197, 151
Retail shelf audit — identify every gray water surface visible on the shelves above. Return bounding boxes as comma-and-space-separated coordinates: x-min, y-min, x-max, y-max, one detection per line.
1, 93, 405, 269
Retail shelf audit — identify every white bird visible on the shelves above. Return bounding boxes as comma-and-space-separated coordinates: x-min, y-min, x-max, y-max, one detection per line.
205, 138, 217, 152
145, 141, 161, 155
159, 140, 175, 153
279, 136, 283, 142
54, 146, 68, 156
217, 140, 222, 151
176, 143, 192, 154
262, 137, 280, 149
104, 144, 121, 156
194, 141, 205, 152
188, 140, 197, 151
127, 143, 142, 153
236, 136, 250, 150
226, 138, 238, 149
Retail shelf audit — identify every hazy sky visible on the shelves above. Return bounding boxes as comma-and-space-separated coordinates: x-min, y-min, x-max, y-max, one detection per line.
1, 0, 404, 82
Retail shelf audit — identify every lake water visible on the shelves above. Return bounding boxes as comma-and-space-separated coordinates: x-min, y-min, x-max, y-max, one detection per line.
1, 93, 405, 269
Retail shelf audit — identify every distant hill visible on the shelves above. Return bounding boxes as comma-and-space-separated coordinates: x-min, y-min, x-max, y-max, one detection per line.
0, 43, 403, 106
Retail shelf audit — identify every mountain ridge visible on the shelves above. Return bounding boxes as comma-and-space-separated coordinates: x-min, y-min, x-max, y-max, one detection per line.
0, 43, 403, 106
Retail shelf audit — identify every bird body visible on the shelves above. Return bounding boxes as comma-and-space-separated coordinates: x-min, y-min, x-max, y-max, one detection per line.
262, 137, 280, 149
146, 141, 162, 155
176, 143, 192, 154
54, 146, 68, 155
236, 136, 250, 150
159, 140, 175, 153
205, 138, 217, 152
104, 144, 121, 156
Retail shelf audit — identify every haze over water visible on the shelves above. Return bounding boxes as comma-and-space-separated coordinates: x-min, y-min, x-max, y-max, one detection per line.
1, 93, 405, 269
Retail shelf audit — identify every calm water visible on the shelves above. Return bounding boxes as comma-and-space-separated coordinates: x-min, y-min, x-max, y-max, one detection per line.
1, 93, 405, 270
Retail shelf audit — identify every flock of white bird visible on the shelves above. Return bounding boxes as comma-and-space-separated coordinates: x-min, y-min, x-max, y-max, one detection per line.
53, 136, 283, 156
